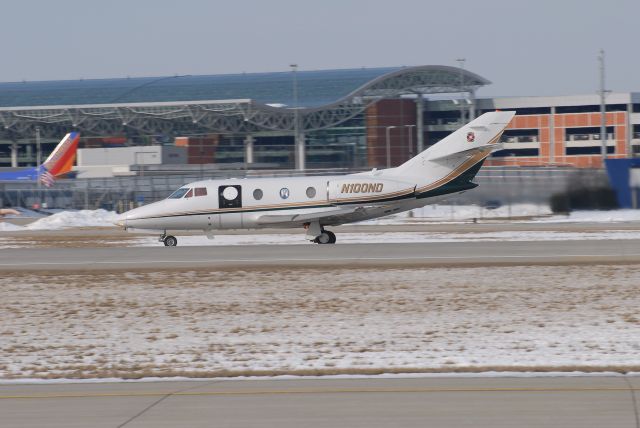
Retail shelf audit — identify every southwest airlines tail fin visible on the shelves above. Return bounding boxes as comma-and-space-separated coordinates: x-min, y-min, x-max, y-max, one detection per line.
0, 132, 80, 185
42, 132, 80, 177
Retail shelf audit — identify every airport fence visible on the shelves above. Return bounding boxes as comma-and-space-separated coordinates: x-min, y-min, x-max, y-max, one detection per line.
0, 167, 610, 213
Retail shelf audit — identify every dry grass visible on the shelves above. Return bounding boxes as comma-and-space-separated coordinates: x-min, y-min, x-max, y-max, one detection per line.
4, 365, 640, 380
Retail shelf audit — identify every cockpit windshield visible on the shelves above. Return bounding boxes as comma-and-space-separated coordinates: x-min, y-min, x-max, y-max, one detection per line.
167, 186, 208, 199
168, 187, 189, 199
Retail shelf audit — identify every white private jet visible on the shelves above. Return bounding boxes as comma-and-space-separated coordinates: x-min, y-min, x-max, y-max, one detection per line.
116, 111, 515, 246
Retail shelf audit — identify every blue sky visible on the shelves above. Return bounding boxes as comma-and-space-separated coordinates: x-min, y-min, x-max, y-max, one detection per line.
1, 0, 637, 97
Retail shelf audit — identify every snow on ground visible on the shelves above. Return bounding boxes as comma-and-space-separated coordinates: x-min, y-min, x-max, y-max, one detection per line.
1, 205, 639, 233
1, 229, 639, 250
368, 203, 553, 224
0, 222, 24, 232
0, 209, 118, 230
23, 209, 118, 230
1, 265, 639, 379
3, 371, 638, 385
369, 205, 640, 225
126, 230, 640, 247
530, 209, 640, 223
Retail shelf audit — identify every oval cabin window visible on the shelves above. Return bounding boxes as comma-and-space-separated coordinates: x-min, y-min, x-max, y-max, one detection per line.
306, 187, 316, 198
253, 189, 263, 200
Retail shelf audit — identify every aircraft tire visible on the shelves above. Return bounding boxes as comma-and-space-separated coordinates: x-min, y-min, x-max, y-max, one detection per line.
164, 235, 178, 247
315, 231, 336, 245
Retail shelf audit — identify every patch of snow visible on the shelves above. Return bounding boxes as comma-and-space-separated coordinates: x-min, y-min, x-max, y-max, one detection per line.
1, 371, 637, 385
531, 209, 640, 223
0, 222, 24, 231
370, 205, 640, 225
365, 204, 553, 224
24, 209, 118, 230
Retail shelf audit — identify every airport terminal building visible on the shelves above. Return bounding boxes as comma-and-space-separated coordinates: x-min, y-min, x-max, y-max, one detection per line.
0, 65, 638, 172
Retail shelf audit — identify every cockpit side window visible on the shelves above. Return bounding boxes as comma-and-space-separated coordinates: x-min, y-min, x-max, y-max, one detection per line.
168, 187, 189, 199
185, 189, 194, 198
194, 187, 208, 197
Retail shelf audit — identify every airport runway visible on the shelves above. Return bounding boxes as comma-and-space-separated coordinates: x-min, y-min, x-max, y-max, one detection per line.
1, 376, 639, 427
1, 239, 640, 271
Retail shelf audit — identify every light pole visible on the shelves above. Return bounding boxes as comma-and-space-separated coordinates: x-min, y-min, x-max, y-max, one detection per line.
405, 124, 416, 158
385, 126, 397, 168
456, 58, 466, 124
290, 64, 303, 170
598, 49, 609, 159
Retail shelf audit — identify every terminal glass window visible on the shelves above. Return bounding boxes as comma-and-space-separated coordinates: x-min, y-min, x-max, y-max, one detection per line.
168, 188, 189, 199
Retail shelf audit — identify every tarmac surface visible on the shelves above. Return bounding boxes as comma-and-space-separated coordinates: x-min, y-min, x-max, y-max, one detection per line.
3, 224, 640, 426
1, 239, 640, 271
1, 376, 639, 428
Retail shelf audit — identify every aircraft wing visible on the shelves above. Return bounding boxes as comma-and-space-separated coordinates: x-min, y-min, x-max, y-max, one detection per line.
256, 206, 364, 226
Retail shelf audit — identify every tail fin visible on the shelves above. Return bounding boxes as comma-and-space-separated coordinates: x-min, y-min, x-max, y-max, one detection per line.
397, 111, 515, 174
41, 132, 80, 177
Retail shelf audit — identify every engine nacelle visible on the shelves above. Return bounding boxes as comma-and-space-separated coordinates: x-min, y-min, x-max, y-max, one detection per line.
328, 177, 415, 204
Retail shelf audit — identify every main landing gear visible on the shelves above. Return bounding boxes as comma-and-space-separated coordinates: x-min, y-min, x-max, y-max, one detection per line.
314, 230, 336, 245
303, 222, 336, 244
159, 232, 178, 247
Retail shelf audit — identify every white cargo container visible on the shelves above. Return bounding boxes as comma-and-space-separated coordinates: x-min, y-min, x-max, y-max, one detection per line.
75, 146, 187, 178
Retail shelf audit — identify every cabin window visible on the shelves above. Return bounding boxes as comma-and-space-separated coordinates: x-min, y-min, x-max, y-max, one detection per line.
279, 188, 290, 199
253, 189, 263, 200
168, 187, 189, 199
218, 185, 242, 209
185, 188, 194, 198
194, 187, 208, 197
306, 187, 316, 198
221, 186, 239, 200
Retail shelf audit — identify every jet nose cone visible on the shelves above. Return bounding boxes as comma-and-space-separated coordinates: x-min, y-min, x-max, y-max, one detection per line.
114, 213, 127, 228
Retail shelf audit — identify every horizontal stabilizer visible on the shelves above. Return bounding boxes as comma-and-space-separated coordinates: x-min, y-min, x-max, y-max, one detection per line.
426, 143, 503, 162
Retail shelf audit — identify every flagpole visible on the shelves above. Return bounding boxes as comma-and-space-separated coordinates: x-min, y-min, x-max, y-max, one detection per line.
36, 126, 41, 208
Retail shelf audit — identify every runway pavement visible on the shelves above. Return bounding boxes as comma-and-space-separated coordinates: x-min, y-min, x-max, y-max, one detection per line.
1, 239, 640, 271
1, 376, 639, 427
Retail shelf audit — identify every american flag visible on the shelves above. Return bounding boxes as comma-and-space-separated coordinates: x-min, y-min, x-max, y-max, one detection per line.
39, 170, 55, 187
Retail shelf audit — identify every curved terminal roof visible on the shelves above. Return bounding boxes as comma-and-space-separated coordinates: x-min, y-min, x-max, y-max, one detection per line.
0, 67, 405, 108
0, 65, 490, 138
